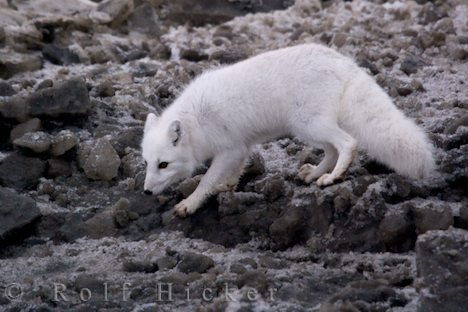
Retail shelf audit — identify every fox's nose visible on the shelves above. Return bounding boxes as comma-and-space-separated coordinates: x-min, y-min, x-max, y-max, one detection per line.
144, 190, 153, 195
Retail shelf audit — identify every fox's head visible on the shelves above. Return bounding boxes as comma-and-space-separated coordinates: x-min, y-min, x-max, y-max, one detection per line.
141, 113, 197, 195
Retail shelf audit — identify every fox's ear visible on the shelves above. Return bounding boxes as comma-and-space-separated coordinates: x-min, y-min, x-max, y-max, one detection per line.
168, 120, 182, 146
144, 113, 158, 133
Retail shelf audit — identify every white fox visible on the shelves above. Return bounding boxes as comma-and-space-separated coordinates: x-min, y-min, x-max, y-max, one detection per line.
141, 44, 435, 217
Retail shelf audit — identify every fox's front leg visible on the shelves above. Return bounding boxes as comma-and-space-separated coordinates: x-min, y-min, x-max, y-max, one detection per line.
175, 150, 247, 217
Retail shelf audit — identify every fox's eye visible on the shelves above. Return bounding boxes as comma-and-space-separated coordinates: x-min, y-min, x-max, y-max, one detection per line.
158, 162, 169, 169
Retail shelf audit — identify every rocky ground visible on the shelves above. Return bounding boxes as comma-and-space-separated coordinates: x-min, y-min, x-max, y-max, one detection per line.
0, 0, 467, 311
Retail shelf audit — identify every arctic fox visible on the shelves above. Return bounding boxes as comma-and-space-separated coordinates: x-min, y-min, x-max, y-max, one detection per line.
141, 44, 435, 217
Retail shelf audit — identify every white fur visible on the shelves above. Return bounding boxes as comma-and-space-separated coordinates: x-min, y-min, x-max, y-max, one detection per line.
141, 44, 435, 217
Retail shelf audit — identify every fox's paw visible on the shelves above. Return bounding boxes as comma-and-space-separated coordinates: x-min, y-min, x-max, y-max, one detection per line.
316, 173, 335, 187
174, 199, 199, 218
298, 164, 320, 184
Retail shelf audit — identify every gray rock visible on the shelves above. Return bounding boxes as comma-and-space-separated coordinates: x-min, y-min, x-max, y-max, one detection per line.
0, 81, 16, 96
13, 131, 51, 153
0, 50, 42, 79
416, 228, 468, 312
82, 209, 118, 239
156, 256, 178, 271
128, 3, 160, 36
9, 118, 42, 141
112, 197, 136, 228
177, 252, 215, 274
400, 56, 427, 75
91, 0, 134, 27
411, 202, 453, 234
0, 153, 45, 189
0, 187, 41, 240
27, 78, 91, 117
444, 115, 468, 135
178, 175, 201, 198
82, 138, 121, 181
50, 130, 79, 157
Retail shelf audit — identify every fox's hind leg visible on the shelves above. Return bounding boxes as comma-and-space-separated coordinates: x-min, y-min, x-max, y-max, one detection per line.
298, 143, 338, 183
293, 118, 357, 187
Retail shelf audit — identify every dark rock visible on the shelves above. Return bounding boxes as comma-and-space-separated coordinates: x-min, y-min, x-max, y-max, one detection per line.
255, 175, 286, 202
379, 205, 415, 251
416, 228, 468, 312
35, 79, 53, 91
82, 138, 121, 181
94, 80, 115, 98
237, 270, 269, 293
324, 279, 401, 310
269, 203, 310, 250
47, 159, 72, 178
0, 81, 16, 96
0, 50, 42, 79
411, 202, 453, 234
180, 48, 209, 62
162, 0, 293, 26
128, 3, 161, 36
9, 117, 42, 141
209, 47, 249, 64
74, 274, 105, 293
177, 252, 215, 274
217, 191, 263, 216
242, 152, 265, 180
122, 260, 158, 273
42, 44, 80, 65
459, 206, 468, 229
0, 187, 41, 241
28, 78, 91, 117
444, 115, 468, 135
13, 131, 51, 153
0, 153, 46, 189
400, 56, 427, 75
110, 127, 143, 157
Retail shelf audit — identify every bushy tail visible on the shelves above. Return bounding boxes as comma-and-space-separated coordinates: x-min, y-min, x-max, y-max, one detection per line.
340, 73, 435, 179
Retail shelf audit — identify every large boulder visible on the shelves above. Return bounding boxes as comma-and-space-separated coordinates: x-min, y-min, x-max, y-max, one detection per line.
0, 187, 41, 241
